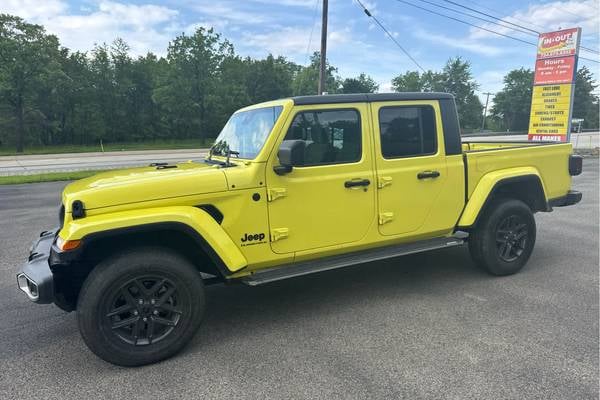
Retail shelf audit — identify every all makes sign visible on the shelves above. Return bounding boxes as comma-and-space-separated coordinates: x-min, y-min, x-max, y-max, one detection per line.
528, 27, 581, 142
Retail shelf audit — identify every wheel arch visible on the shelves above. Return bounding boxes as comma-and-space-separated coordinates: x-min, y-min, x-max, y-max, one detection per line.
52, 206, 247, 310
458, 170, 548, 229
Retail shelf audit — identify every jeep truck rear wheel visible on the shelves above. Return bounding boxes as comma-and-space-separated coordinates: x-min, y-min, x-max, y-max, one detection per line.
468, 199, 536, 276
77, 248, 205, 366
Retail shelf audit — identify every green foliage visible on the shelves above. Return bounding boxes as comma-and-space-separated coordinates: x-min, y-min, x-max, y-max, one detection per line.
491, 66, 598, 131
391, 57, 482, 129
293, 52, 341, 95
490, 68, 533, 131
341, 73, 379, 94
573, 66, 599, 129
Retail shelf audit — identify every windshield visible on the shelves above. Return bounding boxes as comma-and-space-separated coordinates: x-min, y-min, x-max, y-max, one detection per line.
212, 106, 283, 159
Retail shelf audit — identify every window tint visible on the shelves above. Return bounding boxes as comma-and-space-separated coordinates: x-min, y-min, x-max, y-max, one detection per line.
379, 106, 437, 158
282, 109, 361, 166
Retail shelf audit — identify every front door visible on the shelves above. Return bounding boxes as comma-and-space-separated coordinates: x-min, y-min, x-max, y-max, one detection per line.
266, 104, 375, 254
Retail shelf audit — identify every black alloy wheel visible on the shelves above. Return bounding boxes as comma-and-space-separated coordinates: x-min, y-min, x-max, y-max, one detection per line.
495, 214, 529, 262
105, 276, 182, 346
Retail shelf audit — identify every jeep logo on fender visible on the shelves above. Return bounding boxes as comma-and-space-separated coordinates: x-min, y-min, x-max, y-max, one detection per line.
241, 232, 266, 246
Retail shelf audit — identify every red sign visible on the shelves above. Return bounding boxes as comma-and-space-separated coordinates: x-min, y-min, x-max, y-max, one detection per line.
537, 28, 579, 59
534, 56, 576, 85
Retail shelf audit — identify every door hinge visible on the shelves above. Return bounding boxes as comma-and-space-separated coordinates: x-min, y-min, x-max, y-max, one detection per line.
267, 188, 287, 202
270, 228, 289, 242
378, 212, 394, 225
378, 176, 393, 189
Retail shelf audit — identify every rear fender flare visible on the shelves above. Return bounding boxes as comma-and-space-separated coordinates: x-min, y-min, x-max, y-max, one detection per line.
458, 167, 547, 228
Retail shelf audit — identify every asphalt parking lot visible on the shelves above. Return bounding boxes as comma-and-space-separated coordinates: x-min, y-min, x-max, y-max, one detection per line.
0, 159, 598, 400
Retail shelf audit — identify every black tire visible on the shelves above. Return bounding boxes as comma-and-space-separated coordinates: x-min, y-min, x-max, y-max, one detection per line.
77, 247, 205, 366
468, 198, 536, 276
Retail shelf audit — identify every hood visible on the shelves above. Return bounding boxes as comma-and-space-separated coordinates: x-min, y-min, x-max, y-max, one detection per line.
62, 161, 228, 212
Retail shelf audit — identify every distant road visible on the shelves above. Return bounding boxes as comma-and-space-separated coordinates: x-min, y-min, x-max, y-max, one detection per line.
0, 148, 208, 176
1, 131, 598, 176
464, 131, 599, 149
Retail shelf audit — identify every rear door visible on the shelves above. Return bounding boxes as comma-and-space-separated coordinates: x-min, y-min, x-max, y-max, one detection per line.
372, 100, 452, 237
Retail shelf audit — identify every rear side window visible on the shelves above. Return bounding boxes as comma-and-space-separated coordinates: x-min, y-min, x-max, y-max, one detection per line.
379, 106, 437, 158
282, 109, 361, 166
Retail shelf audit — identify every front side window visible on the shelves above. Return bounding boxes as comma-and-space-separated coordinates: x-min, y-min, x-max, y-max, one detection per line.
281, 109, 361, 166
379, 105, 437, 158
213, 106, 283, 159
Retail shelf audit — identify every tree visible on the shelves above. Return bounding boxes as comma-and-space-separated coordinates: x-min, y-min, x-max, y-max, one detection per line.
153, 27, 233, 139
245, 55, 295, 102
0, 14, 61, 152
391, 71, 425, 91
293, 52, 340, 95
391, 57, 482, 129
341, 73, 379, 93
573, 66, 599, 129
490, 68, 533, 131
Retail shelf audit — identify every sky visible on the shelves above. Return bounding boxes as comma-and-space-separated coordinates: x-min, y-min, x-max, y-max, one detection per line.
1, 0, 599, 103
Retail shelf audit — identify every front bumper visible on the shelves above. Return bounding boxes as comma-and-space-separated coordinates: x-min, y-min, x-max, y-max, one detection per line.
16, 229, 58, 304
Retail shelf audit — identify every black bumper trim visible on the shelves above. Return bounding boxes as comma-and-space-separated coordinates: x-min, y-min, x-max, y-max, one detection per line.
548, 190, 582, 208
16, 229, 58, 304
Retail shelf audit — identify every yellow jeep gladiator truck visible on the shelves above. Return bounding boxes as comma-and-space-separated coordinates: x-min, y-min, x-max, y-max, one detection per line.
16, 93, 582, 366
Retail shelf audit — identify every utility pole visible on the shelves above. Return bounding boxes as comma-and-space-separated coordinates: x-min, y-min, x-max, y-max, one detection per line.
481, 92, 493, 132
318, 0, 328, 95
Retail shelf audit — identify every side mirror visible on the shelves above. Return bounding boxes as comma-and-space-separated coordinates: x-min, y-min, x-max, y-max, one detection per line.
274, 140, 304, 175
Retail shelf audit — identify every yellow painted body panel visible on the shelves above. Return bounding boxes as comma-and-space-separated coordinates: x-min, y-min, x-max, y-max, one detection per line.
463, 141, 572, 201
55, 97, 576, 278
265, 102, 376, 254
59, 206, 247, 272
457, 166, 545, 227
370, 100, 465, 238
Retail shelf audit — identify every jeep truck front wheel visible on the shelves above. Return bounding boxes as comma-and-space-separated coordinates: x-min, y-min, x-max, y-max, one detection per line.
468, 199, 536, 276
77, 248, 205, 366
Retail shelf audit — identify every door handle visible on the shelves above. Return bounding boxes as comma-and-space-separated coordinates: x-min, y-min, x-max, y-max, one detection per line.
344, 178, 371, 188
417, 170, 440, 180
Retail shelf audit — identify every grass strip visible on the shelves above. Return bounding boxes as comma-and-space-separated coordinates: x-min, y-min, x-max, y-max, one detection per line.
0, 170, 105, 185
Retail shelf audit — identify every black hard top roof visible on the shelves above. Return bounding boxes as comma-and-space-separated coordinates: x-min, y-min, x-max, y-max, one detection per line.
291, 92, 454, 105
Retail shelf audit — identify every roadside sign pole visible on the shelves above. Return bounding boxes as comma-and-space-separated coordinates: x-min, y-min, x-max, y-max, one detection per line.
318, 0, 328, 95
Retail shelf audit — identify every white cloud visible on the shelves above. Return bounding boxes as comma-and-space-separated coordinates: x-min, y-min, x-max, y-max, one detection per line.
414, 29, 506, 56
0, 0, 180, 56
469, 0, 599, 42
0, 0, 67, 21
241, 26, 352, 58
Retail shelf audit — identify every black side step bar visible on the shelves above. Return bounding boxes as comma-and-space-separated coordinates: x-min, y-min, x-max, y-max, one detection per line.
242, 233, 468, 286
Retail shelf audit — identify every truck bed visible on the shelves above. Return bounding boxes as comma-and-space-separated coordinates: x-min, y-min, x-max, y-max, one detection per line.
461, 140, 573, 201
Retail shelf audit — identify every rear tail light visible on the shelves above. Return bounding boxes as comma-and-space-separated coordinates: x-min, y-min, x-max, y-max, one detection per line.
569, 155, 583, 176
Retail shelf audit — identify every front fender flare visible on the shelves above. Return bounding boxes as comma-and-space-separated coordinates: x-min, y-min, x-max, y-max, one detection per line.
59, 206, 247, 273
458, 167, 547, 228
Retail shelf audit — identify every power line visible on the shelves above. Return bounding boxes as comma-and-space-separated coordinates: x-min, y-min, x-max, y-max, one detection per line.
458, 0, 599, 52
394, 0, 536, 45
413, 0, 537, 38
355, 0, 426, 72
459, 0, 547, 31
441, 0, 537, 34
393, 0, 599, 64
441, 0, 600, 55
